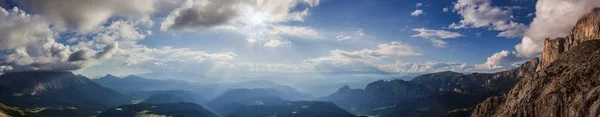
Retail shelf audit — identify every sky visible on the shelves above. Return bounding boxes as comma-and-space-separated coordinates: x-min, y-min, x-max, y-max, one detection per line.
1, 0, 599, 84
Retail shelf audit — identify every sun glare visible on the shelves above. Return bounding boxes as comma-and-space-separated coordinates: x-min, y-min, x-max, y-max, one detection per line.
248, 12, 267, 26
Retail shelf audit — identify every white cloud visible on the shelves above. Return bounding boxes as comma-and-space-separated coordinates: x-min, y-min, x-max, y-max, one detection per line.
305, 42, 422, 66
336, 35, 353, 41
515, 0, 600, 57
0, 7, 119, 72
336, 29, 365, 41
270, 26, 321, 39
411, 28, 463, 48
161, 0, 319, 31
474, 50, 528, 71
264, 39, 291, 47
411, 10, 424, 16
449, 0, 527, 38
376, 61, 469, 73
416, 3, 423, 7
117, 46, 236, 66
443, 8, 449, 12
12, 0, 154, 32
159, 0, 322, 48
477, 0, 600, 71
356, 29, 365, 36
0, 5, 237, 76
411, 28, 463, 39
431, 39, 447, 48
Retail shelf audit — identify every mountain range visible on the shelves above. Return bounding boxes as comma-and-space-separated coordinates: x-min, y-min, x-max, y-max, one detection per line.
97, 102, 219, 117
319, 57, 538, 116
93, 75, 314, 100
1, 7, 600, 117
0, 71, 134, 117
227, 101, 358, 117
130, 90, 208, 104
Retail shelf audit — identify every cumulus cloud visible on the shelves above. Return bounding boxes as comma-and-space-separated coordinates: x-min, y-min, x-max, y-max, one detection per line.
0, 4, 235, 75
474, 50, 528, 71
68, 43, 119, 62
411, 10, 424, 16
449, 0, 527, 38
161, 0, 319, 31
160, 0, 238, 31
416, 3, 423, 7
68, 19, 238, 77
0, 7, 118, 72
443, 8, 449, 12
12, 0, 154, 32
476, 0, 600, 70
411, 28, 463, 47
515, 0, 600, 57
270, 26, 320, 39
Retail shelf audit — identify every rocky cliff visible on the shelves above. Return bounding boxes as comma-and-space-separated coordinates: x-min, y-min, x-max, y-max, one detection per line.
472, 8, 600, 117
539, 8, 600, 70
472, 39, 600, 117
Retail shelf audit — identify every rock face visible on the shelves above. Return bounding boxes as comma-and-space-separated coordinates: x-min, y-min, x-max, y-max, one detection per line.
471, 7, 600, 117
539, 8, 600, 70
472, 39, 600, 117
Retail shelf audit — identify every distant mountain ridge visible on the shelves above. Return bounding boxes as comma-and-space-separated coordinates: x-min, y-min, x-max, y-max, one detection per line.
206, 88, 313, 115
93, 74, 198, 93
228, 101, 358, 117
130, 90, 208, 105
93, 75, 313, 100
98, 102, 219, 117
320, 57, 540, 116
0, 71, 134, 117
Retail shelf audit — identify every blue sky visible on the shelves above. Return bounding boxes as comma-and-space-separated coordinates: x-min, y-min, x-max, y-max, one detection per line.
1, 0, 597, 84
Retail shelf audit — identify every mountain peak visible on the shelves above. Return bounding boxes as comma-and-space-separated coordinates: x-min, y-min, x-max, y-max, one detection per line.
102, 74, 121, 79
124, 75, 145, 80
339, 85, 351, 91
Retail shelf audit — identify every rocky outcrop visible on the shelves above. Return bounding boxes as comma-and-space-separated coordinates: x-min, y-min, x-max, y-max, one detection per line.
539, 8, 600, 70
472, 39, 600, 117
471, 7, 600, 117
